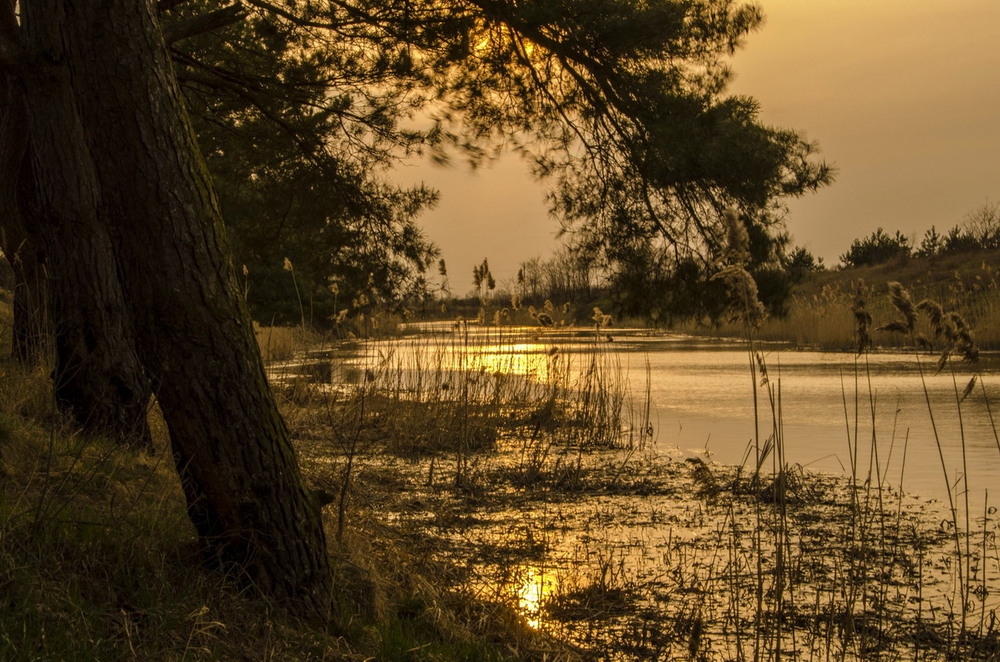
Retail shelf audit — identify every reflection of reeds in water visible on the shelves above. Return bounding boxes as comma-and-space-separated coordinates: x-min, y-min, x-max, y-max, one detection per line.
270, 286, 1000, 660
696, 282, 1000, 661
344, 321, 653, 466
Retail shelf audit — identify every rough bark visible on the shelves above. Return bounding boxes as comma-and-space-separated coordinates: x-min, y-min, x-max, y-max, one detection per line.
0, 3, 47, 365
48, 0, 334, 616
14, 0, 153, 446
0, 206, 49, 366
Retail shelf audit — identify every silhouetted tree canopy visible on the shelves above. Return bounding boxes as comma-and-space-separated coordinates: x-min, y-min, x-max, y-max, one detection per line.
163, 0, 832, 324
0, 0, 833, 613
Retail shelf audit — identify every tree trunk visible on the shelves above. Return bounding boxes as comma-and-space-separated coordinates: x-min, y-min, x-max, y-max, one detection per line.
0, 6, 46, 365
14, 0, 153, 446
1, 217, 49, 366
49, 0, 334, 616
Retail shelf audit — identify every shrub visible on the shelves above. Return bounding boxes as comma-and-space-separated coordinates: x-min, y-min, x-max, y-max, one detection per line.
839, 227, 911, 267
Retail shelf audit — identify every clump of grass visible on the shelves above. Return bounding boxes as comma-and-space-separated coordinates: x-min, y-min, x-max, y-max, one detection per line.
543, 549, 639, 623
253, 321, 319, 363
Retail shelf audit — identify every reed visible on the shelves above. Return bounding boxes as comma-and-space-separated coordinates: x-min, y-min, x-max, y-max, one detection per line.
329, 283, 1000, 661
678, 258, 1000, 350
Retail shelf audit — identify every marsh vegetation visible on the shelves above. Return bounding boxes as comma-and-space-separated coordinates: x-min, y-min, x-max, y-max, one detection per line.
262, 284, 1000, 661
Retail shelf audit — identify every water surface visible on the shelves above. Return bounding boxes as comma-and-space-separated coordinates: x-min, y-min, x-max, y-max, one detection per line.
315, 322, 1000, 505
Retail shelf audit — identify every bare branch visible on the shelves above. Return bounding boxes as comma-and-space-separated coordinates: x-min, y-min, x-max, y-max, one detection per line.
157, 0, 193, 14
163, 3, 246, 45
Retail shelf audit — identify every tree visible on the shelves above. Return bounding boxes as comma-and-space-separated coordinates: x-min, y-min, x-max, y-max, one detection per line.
942, 226, 980, 255
3, 0, 153, 446
0, 55, 48, 365
175, 0, 829, 278
962, 200, 1000, 250
172, 4, 440, 325
4, 0, 332, 614
0, 0, 831, 616
839, 228, 911, 268
915, 226, 943, 258
786, 246, 824, 279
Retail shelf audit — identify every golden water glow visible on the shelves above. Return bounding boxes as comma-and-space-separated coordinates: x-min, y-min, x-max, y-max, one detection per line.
463, 344, 554, 380
517, 566, 556, 629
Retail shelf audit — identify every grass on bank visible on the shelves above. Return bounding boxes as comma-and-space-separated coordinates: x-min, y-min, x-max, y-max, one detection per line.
0, 365, 569, 658
676, 250, 1000, 350
265, 309, 1000, 661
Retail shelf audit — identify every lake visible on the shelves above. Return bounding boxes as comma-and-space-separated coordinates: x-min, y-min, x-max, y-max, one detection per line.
277, 321, 1000, 658
304, 321, 1000, 505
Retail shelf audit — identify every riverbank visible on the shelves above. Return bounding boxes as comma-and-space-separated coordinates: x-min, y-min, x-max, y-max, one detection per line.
7, 311, 1000, 660
267, 324, 1000, 661
675, 250, 1000, 350
0, 362, 569, 661
278, 366, 1000, 661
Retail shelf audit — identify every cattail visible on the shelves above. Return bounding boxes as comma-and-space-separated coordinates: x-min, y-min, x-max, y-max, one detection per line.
722, 208, 749, 264
887, 282, 917, 331
917, 299, 945, 337
713, 265, 766, 327
591, 306, 612, 327
852, 282, 872, 354
947, 312, 978, 362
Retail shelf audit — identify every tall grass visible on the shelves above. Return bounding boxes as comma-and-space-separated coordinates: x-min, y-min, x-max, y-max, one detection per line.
678, 258, 1000, 350
327, 288, 1000, 660
272, 318, 654, 499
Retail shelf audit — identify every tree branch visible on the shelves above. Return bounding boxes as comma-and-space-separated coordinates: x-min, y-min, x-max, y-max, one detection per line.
157, 0, 193, 14
163, 3, 247, 45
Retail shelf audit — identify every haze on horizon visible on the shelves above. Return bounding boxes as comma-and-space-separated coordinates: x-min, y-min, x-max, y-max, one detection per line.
396, 0, 1000, 288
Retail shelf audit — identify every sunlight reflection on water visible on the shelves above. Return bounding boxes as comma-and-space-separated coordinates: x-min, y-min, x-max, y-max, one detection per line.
299, 322, 1000, 655
516, 565, 556, 629
306, 322, 1000, 503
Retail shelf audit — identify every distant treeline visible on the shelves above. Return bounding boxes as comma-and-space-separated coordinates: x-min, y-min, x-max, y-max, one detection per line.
230, 200, 1000, 332
431, 201, 1000, 329
840, 201, 1000, 268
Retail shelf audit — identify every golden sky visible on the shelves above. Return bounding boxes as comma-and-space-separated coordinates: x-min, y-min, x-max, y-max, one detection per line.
399, 0, 1000, 286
